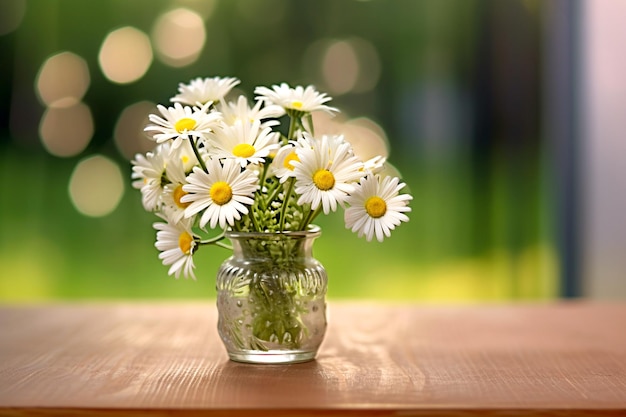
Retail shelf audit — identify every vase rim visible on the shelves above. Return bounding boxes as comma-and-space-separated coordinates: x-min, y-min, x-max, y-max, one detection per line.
225, 225, 321, 239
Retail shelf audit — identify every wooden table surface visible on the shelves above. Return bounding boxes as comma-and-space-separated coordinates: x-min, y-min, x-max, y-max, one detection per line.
1, 302, 625, 416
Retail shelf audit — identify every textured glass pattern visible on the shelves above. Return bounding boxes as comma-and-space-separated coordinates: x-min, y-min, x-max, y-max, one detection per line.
216, 226, 327, 364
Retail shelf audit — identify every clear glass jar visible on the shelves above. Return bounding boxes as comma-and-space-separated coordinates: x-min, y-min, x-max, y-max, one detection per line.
216, 225, 327, 364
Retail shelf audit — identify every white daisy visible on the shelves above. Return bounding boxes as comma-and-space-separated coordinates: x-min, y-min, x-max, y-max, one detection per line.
217, 95, 284, 127
362, 155, 387, 174
270, 133, 316, 182
144, 102, 221, 150
154, 216, 197, 279
254, 83, 338, 115
292, 134, 363, 214
182, 158, 259, 229
171, 76, 240, 107
160, 139, 200, 174
271, 143, 300, 183
131, 143, 170, 211
344, 174, 412, 242
161, 154, 192, 223
209, 119, 280, 168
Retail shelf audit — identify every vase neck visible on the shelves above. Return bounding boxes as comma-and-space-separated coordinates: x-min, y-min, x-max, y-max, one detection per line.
226, 229, 320, 262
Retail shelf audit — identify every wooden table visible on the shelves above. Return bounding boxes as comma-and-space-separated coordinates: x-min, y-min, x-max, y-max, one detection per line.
1, 302, 625, 416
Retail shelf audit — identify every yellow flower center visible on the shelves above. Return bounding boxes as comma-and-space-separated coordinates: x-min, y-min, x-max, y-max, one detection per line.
173, 184, 190, 209
232, 143, 256, 158
210, 181, 233, 205
291, 100, 303, 109
312, 169, 335, 191
365, 196, 387, 218
174, 117, 196, 133
178, 231, 193, 255
283, 151, 299, 171
181, 155, 190, 164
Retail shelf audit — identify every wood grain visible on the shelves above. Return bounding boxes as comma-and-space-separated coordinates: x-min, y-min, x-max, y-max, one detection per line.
0, 302, 625, 416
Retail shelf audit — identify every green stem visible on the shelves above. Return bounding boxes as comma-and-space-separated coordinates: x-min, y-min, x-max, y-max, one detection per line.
279, 177, 295, 231
199, 231, 226, 245
264, 181, 283, 208
190, 137, 208, 173
248, 208, 261, 232
215, 241, 233, 250
258, 158, 270, 188
256, 159, 274, 211
300, 204, 322, 230
306, 113, 314, 136
196, 233, 231, 251
287, 114, 298, 141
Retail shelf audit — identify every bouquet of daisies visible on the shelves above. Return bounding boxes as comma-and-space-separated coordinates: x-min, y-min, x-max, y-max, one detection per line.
132, 76, 412, 279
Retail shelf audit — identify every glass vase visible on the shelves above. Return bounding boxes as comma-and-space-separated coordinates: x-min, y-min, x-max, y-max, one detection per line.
216, 225, 328, 364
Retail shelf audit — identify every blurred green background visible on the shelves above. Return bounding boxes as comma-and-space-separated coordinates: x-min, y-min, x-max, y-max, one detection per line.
0, 0, 560, 302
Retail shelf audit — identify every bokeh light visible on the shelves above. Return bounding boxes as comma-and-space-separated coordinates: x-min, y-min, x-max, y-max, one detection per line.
343, 117, 389, 161
39, 103, 94, 157
0, 0, 26, 36
0, 1, 562, 302
312, 112, 388, 162
304, 37, 381, 95
114, 101, 157, 160
68, 155, 125, 218
98, 26, 153, 84
348, 37, 381, 93
152, 8, 205, 67
173, 0, 217, 19
35, 51, 90, 108
322, 40, 360, 95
